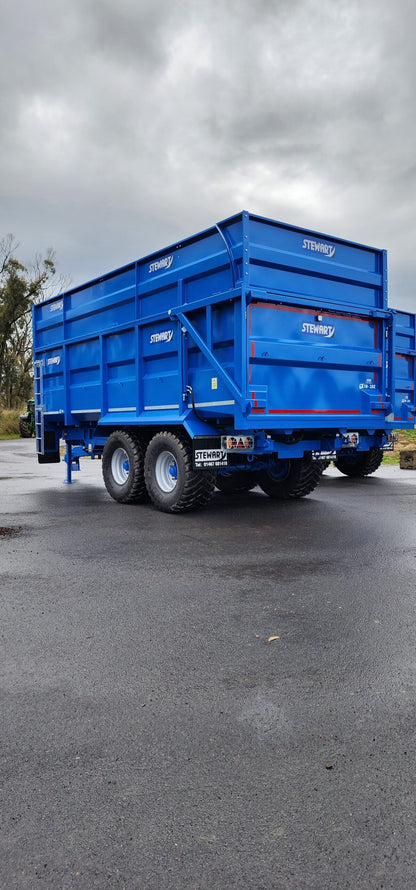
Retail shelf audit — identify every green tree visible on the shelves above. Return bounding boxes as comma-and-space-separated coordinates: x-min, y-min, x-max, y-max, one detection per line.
0, 236, 57, 408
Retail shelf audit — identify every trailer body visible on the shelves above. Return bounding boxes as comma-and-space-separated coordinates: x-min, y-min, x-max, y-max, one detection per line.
32, 211, 416, 511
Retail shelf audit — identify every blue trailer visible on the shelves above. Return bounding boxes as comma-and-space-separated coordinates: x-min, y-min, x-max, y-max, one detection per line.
32, 211, 416, 512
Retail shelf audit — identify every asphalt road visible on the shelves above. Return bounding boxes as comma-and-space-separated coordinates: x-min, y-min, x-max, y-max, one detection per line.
1, 439, 416, 890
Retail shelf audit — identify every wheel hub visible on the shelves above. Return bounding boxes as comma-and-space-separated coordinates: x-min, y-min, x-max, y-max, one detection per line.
155, 450, 178, 492
111, 447, 130, 485
267, 459, 291, 481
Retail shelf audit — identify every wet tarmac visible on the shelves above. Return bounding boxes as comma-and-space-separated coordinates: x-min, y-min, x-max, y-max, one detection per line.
1, 439, 416, 889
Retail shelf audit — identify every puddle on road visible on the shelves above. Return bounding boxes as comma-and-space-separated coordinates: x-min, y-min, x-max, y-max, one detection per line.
216, 557, 336, 581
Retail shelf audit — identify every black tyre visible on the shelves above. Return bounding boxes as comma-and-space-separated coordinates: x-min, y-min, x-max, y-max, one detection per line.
102, 430, 148, 504
144, 431, 216, 513
19, 417, 33, 438
334, 448, 384, 478
216, 470, 259, 493
258, 453, 322, 499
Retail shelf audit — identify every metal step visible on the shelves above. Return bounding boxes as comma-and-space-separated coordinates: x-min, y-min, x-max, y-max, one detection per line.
33, 360, 44, 454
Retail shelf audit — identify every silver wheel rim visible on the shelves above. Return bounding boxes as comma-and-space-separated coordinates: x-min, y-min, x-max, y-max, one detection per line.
155, 450, 178, 492
111, 447, 130, 485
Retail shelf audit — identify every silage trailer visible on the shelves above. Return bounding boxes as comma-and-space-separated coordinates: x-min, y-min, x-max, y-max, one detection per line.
32, 211, 416, 512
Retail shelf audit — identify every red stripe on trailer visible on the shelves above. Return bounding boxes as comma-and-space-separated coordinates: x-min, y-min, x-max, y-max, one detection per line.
268, 409, 361, 415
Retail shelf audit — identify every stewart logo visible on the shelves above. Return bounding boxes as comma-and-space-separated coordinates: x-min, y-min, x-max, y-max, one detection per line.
49, 300, 63, 313
150, 329, 174, 345
302, 322, 335, 338
149, 254, 173, 274
302, 238, 336, 258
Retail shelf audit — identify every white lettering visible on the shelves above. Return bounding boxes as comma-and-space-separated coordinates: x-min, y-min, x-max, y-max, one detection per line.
149, 254, 174, 274
302, 322, 335, 338
149, 329, 174, 345
302, 239, 335, 258
49, 300, 63, 313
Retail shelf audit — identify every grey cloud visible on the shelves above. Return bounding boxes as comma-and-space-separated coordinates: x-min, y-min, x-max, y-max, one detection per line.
82, 0, 175, 69
0, 0, 415, 310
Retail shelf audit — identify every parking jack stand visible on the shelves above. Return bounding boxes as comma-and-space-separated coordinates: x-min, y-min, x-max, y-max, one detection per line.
63, 442, 81, 484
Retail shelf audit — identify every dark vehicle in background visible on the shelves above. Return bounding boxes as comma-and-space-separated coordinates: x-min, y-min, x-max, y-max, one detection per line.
19, 399, 35, 438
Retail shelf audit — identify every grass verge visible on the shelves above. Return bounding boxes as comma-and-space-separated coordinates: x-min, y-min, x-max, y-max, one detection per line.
0, 409, 22, 439
382, 429, 416, 464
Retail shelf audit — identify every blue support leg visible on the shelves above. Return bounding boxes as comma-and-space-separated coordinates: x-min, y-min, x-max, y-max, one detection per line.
64, 442, 73, 484
63, 443, 83, 483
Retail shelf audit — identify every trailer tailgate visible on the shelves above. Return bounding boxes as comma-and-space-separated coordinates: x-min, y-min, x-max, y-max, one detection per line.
247, 298, 387, 425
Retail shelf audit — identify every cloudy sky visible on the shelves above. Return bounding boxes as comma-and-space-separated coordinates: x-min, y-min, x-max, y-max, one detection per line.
1, 0, 415, 310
